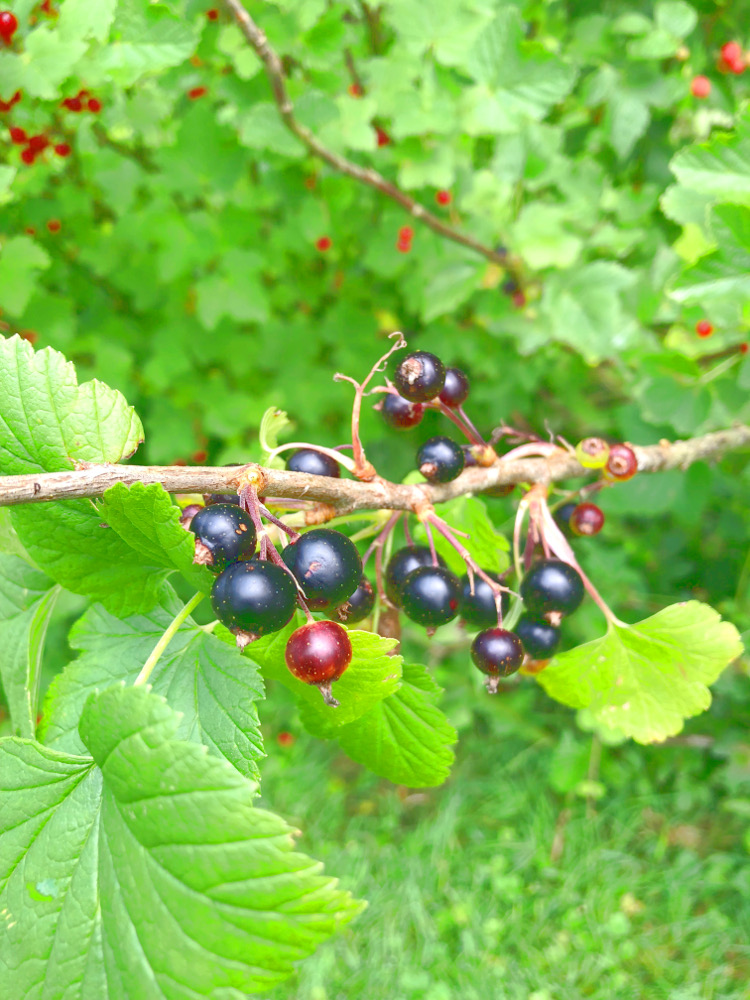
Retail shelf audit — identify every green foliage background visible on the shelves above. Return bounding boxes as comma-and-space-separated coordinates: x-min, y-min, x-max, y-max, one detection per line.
1, 0, 750, 996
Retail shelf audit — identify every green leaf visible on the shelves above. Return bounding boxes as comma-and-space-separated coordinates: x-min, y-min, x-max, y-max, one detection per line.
0, 237, 50, 316
671, 204, 750, 301
670, 122, 750, 206
306, 662, 457, 787
40, 588, 265, 779
19, 27, 88, 99
655, 0, 697, 38
536, 602, 743, 743
0, 685, 362, 998
97, 482, 213, 593
99, 0, 200, 86
259, 406, 294, 467
416, 495, 510, 577
58, 0, 117, 42
249, 616, 402, 727
511, 203, 583, 269
0, 554, 59, 738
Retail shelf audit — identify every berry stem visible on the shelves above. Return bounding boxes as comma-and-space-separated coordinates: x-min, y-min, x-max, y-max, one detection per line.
457, 405, 487, 447
258, 502, 300, 540
427, 398, 486, 447
134, 592, 205, 686
424, 518, 439, 566
362, 510, 402, 568
425, 511, 512, 614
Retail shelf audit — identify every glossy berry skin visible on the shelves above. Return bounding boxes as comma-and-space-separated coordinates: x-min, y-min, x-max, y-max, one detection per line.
471, 628, 524, 680
554, 502, 578, 536
285, 620, 352, 706
521, 559, 584, 620
381, 392, 424, 429
400, 565, 461, 628
393, 351, 446, 402
206, 492, 241, 506
385, 545, 445, 606
190, 502, 256, 571
459, 573, 510, 629
282, 528, 362, 609
417, 436, 465, 483
211, 561, 297, 639
337, 576, 375, 624
516, 616, 560, 661
0, 11, 18, 42
570, 502, 605, 537
438, 367, 470, 408
603, 443, 638, 482
287, 447, 341, 478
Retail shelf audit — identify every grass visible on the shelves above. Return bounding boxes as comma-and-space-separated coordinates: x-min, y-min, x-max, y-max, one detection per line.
258, 670, 750, 1000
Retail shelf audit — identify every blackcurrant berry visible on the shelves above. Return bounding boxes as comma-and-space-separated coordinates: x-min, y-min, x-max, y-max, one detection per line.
459, 573, 510, 629
471, 628, 524, 691
282, 528, 362, 609
603, 443, 638, 482
400, 565, 461, 628
516, 616, 560, 660
285, 619, 352, 706
393, 351, 446, 402
438, 367, 470, 408
554, 502, 578, 535
211, 560, 297, 646
190, 503, 257, 571
381, 392, 424, 429
461, 444, 479, 468
417, 436, 465, 483
520, 559, 584, 621
336, 576, 375, 624
287, 448, 341, 478
385, 545, 445, 607
570, 502, 605, 537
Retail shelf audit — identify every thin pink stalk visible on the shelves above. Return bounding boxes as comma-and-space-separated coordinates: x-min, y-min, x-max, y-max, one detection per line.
258, 502, 300, 540
362, 511, 402, 568
457, 405, 487, 446
424, 519, 439, 566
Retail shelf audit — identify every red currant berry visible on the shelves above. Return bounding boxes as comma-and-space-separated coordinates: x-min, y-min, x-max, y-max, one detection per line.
62, 97, 83, 112
603, 442, 638, 482
721, 41, 743, 66
9, 127, 26, 144
695, 319, 713, 338
20, 148, 35, 165
282, 528, 362, 610
690, 75, 711, 98
393, 350, 446, 402
190, 502, 257, 571
187, 86, 207, 100
512, 290, 527, 308
286, 447, 341, 478
28, 134, 49, 153
206, 8, 219, 20
400, 565, 461, 628
471, 628, 524, 692
315, 235, 332, 252
396, 239, 411, 253
53, 142, 71, 157
380, 392, 424, 430
87, 97, 102, 113
417, 435, 465, 483
0, 11, 18, 42
385, 546, 445, 607
398, 226, 414, 242
211, 560, 298, 648
375, 125, 390, 147
336, 576, 375, 624
46, 219, 61, 233
285, 620, 352, 706
570, 502, 605, 537
521, 559, 584, 622
435, 189, 452, 206
348, 83, 363, 97
438, 367, 470, 408
277, 730, 295, 747
740, 343, 749, 355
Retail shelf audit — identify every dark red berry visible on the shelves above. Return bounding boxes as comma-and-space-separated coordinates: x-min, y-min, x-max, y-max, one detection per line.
570, 502, 605, 537
285, 620, 352, 706
282, 528, 362, 610
206, 8, 219, 19
20, 148, 35, 165
393, 351, 446, 403
459, 573, 509, 629
385, 545, 445, 607
380, 392, 424, 429
375, 125, 390, 146
696, 319, 713, 338
471, 628, 524, 691
438, 367, 470, 408
287, 448, 341, 478
53, 142, 71, 157
336, 576, 375, 624
28, 134, 49, 153
46, 219, 61, 233
515, 616, 560, 661
0, 11, 18, 42
417, 435, 465, 483
187, 86, 207, 100
190, 502, 257, 571
211, 560, 297, 647
400, 565, 461, 628
277, 730, 295, 746
315, 235, 332, 251
87, 97, 101, 113
435, 189, 452, 206
691, 75, 711, 98
521, 559, 584, 622
603, 443, 638, 482
9, 127, 26, 144
62, 97, 83, 112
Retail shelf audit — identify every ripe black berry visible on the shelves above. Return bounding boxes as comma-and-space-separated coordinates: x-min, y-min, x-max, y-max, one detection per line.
190, 503, 257, 571
381, 392, 424, 429
520, 559, 584, 621
211, 560, 297, 646
287, 448, 341, 478
393, 351, 446, 402
285, 619, 352, 706
417, 436, 465, 483
471, 628, 524, 691
282, 528, 362, 609
385, 545, 445, 606
570, 502, 605, 537
400, 565, 461, 628
516, 616, 560, 660
554, 501, 578, 536
459, 573, 510, 629
337, 576, 375, 624
438, 367, 470, 408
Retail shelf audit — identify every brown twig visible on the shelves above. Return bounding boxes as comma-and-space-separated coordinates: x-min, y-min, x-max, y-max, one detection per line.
0, 425, 748, 510
222, 0, 521, 278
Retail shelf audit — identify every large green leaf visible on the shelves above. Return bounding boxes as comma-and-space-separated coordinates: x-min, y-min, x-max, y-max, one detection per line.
536, 602, 743, 743
669, 119, 750, 207
0, 554, 59, 738
414, 495, 510, 577
0, 238, 50, 316
40, 589, 264, 779
0, 685, 362, 998
671, 204, 750, 302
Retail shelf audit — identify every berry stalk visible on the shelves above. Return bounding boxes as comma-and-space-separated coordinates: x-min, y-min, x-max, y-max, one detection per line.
134, 592, 205, 686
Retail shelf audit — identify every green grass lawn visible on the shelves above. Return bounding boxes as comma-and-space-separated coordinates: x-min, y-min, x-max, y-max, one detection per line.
258, 669, 750, 1000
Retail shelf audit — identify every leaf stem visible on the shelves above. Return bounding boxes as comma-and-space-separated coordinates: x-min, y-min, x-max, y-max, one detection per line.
134, 592, 205, 686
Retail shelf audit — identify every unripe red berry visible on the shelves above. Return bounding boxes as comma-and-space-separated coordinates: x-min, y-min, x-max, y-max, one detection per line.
187, 86, 207, 100
0, 11, 18, 42
695, 319, 713, 338
436, 189, 452, 206
285, 620, 352, 707
315, 235, 332, 251
9, 127, 26, 144
570, 502, 605, 537
54, 142, 71, 157
690, 75, 711, 98
603, 443, 638, 482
